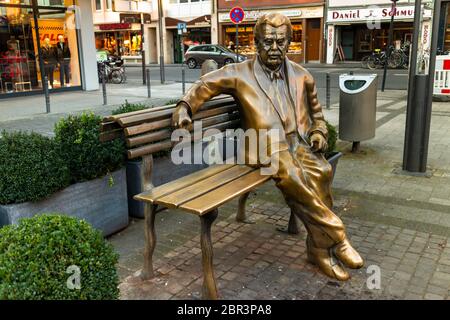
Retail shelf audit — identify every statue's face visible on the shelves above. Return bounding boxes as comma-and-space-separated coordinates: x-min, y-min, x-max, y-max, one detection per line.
257, 24, 289, 70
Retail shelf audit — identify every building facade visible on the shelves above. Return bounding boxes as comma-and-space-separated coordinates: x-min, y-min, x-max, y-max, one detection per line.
326, 0, 433, 64
164, 0, 212, 64
217, 0, 325, 63
92, 0, 152, 64
0, 0, 98, 98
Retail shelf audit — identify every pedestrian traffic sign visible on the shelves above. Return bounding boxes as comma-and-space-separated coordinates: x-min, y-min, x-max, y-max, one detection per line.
177, 22, 187, 30
230, 7, 245, 25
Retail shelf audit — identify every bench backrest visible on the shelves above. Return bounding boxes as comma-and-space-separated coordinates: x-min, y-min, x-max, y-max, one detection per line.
100, 96, 240, 160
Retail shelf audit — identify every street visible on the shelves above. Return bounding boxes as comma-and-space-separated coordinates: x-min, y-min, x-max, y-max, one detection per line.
124, 64, 410, 91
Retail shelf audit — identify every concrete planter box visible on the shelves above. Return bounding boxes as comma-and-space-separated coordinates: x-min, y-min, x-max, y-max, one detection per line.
0, 169, 129, 237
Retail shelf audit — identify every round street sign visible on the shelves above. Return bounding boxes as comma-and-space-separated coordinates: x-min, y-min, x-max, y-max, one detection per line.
230, 6, 245, 25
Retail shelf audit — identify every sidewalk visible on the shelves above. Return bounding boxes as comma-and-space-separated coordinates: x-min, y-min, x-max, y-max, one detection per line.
115, 89, 450, 300
0, 81, 193, 134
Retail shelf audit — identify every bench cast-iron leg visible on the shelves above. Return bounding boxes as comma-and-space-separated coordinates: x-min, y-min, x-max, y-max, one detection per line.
236, 192, 255, 224
142, 203, 158, 280
277, 210, 300, 235
200, 209, 219, 300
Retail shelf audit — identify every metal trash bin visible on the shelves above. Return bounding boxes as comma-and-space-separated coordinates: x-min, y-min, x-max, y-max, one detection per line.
339, 74, 378, 150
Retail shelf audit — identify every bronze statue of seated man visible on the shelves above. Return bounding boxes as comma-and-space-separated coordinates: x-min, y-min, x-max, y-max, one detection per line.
172, 13, 363, 281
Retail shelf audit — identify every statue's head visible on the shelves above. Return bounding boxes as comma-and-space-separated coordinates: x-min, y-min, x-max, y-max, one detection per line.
254, 13, 292, 70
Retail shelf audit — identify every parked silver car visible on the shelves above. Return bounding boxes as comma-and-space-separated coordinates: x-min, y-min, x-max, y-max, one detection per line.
184, 44, 247, 69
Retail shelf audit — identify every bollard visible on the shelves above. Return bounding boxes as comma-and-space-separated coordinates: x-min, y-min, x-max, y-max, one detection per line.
102, 67, 107, 106
326, 73, 331, 110
146, 68, 151, 98
44, 75, 50, 113
182, 64, 186, 95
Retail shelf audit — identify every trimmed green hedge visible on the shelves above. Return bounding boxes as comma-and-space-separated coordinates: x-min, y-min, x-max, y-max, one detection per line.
326, 121, 338, 156
54, 112, 125, 183
0, 131, 70, 205
111, 100, 149, 115
0, 214, 119, 300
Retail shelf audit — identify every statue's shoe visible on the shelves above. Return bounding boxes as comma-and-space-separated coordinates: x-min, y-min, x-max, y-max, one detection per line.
333, 238, 364, 269
306, 237, 350, 281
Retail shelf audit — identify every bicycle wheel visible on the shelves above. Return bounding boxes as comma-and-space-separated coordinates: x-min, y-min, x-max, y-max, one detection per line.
367, 56, 378, 70
361, 56, 369, 69
388, 52, 403, 69
110, 70, 123, 84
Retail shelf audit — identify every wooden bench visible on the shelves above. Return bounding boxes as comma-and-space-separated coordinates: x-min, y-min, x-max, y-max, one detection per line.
100, 96, 272, 299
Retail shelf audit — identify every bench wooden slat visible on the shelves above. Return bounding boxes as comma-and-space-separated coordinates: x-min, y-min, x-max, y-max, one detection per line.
103, 104, 176, 122
133, 164, 236, 204
103, 95, 235, 123
118, 109, 175, 127
126, 129, 172, 148
127, 140, 173, 159
180, 169, 271, 215
123, 106, 238, 139
100, 130, 123, 143
155, 165, 253, 208
124, 119, 173, 137
100, 121, 121, 133
125, 113, 240, 148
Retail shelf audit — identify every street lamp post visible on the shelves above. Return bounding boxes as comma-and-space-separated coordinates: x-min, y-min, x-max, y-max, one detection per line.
158, 0, 165, 84
141, 12, 146, 85
402, 0, 442, 173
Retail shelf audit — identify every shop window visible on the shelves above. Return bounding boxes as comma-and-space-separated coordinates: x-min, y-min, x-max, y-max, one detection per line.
289, 23, 302, 54
0, 3, 81, 96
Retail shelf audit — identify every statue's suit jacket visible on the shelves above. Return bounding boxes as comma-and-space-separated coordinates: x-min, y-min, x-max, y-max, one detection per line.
180, 57, 328, 165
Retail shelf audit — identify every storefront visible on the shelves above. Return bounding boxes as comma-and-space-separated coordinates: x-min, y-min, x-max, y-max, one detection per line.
94, 13, 150, 62
326, 4, 433, 64
166, 15, 211, 64
218, 6, 324, 63
0, 0, 85, 97
95, 24, 142, 57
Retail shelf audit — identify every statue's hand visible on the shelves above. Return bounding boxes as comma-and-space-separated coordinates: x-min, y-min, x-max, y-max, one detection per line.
310, 133, 328, 153
172, 102, 192, 130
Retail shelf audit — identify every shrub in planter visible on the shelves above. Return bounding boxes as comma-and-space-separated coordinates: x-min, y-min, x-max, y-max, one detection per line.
0, 131, 70, 205
112, 100, 150, 115
0, 214, 119, 300
325, 120, 338, 157
55, 112, 125, 183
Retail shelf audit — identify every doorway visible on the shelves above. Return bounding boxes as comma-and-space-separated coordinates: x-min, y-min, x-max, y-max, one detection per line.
306, 18, 321, 62
341, 27, 355, 61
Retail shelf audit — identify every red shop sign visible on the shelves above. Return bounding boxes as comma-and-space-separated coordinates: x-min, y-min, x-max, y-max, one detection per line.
99, 23, 131, 30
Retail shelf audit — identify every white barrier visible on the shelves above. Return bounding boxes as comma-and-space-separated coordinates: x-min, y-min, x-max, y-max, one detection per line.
434, 55, 450, 95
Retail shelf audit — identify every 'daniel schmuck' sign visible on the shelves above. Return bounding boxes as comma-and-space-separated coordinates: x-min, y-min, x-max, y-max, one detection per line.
328, 5, 432, 22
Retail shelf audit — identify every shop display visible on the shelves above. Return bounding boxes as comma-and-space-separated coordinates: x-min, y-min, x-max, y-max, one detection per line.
0, 4, 81, 96
223, 23, 303, 57
55, 35, 71, 87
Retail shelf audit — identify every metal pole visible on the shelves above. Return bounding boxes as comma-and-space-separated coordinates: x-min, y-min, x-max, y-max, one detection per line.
146, 68, 151, 98
180, 31, 186, 94
102, 64, 107, 105
326, 72, 331, 109
403, 0, 441, 173
44, 75, 50, 113
141, 13, 146, 85
382, 0, 398, 92
158, 0, 165, 84
236, 24, 239, 62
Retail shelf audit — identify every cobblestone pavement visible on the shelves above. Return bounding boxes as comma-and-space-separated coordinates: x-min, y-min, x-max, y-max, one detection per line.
114, 90, 450, 300
117, 190, 450, 300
